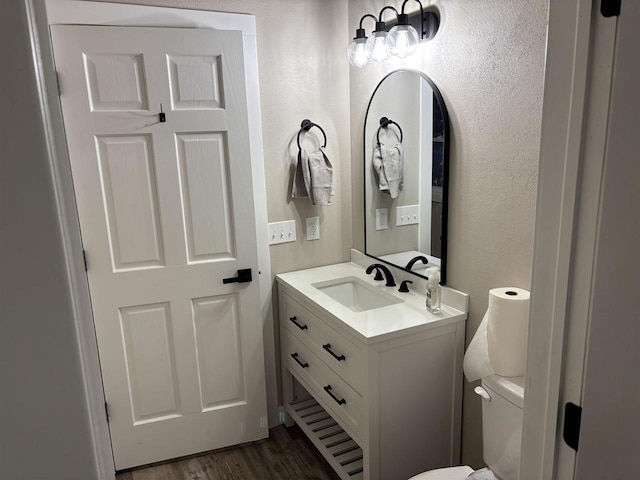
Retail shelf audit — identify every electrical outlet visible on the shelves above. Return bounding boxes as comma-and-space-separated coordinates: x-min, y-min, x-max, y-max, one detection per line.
267, 220, 296, 245
376, 208, 388, 230
306, 216, 320, 240
395, 205, 420, 226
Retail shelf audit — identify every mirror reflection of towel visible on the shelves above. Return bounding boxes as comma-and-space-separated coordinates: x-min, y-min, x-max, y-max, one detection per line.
373, 142, 404, 198
292, 147, 333, 206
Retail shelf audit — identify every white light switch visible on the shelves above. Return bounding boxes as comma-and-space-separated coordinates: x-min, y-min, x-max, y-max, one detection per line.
395, 205, 420, 226
376, 208, 388, 230
268, 220, 296, 245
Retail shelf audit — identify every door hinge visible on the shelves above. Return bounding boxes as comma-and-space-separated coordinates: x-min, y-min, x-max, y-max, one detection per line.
563, 402, 582, 451
82, 250, 88, 271
105, 402, 110, 422
55, 71, 62, 96
601, 0, 621, 17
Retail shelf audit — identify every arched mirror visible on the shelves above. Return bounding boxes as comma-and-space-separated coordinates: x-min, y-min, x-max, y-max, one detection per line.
364, 70, 449, 283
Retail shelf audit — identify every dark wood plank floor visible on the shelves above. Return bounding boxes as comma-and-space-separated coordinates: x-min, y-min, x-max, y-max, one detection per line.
116, 425, 340, 480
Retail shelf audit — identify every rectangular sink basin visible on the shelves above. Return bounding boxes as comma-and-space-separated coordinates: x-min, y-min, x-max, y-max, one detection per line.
312, 276, 403, 312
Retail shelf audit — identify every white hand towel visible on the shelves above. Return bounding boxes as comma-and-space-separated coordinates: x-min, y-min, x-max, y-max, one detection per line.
307, 147, 333, 206
373, 142, 404, 198
292, 147, 333, 206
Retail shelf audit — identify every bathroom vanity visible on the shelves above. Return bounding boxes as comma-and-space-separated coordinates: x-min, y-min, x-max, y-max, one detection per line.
277, 256, 467, 480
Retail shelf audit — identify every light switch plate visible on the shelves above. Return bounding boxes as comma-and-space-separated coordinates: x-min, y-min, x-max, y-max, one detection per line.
306, 216, 320, 240
376, 208, 388, 230
268, 220, 296, 245
396, 205, 420, 226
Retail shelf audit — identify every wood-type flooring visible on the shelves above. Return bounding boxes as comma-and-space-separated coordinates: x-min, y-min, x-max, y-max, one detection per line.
116, 425, 340, 480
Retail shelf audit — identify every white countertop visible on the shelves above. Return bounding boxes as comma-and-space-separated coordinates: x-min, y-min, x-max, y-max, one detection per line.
276, 262, 467, 343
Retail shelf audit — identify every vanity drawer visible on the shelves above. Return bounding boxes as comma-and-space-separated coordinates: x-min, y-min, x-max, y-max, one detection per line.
281, 293, 365, 392
283, 330, 363, 440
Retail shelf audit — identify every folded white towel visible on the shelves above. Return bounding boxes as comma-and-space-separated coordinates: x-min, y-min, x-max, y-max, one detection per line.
292, 147, 333, 206
373, 142, 404, 198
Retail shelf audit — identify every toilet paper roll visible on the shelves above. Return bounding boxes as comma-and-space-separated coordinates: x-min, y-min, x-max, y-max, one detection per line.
463, 287, 530, 382
487, 287, 530, 377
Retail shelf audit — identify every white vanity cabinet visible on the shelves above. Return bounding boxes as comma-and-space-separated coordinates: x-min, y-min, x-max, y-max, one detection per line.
277, 263, 467, 480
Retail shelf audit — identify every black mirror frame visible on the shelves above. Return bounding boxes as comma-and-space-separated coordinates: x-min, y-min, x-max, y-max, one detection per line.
363, 69, 450, 285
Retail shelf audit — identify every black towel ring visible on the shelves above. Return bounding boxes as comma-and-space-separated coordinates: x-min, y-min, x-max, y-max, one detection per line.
297, 119, 327, 150
376, 117, 404, 145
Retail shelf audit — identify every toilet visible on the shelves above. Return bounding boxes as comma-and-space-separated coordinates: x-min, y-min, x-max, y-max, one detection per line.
410, 374, 525, 480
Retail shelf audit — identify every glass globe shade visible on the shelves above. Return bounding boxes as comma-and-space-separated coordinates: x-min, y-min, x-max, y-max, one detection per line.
387, 24, 419, 58
347, 36, 371, 68
366, 31, 391, 63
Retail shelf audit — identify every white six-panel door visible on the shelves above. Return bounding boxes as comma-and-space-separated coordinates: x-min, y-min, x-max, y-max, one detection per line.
50, 25, 267, 469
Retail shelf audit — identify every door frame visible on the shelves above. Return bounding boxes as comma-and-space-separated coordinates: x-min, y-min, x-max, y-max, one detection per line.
27, 1, 274, 478
520, 1, 619, 479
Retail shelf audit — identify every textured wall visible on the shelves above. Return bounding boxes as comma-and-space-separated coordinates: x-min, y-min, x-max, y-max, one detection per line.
349, 0, 548, 468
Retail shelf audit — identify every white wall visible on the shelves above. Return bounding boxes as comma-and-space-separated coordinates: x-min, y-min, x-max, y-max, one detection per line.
349, 0, 548, 467
0, 2, 100, 479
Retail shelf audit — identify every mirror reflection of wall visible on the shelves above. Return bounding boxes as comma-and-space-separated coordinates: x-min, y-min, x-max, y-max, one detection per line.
364, 70, 449, 282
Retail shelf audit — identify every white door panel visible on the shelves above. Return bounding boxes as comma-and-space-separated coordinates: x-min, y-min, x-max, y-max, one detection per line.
51, 25, 267, 469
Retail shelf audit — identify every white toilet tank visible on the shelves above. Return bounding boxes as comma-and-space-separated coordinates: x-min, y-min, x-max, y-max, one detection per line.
479, 375, 525, 480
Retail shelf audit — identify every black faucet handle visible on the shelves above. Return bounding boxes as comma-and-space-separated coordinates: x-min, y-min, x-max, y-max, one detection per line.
372, 267, 384, 281
406, 255, 429, 270
399, 280, 413, 293
366, 264, 384, 281
367, 263, 396, 286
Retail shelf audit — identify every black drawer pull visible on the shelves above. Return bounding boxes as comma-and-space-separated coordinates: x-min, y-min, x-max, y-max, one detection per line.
289, 316, 308, 331
324, 385, 346, 405
291, 352, 308, 369
322, 343, 346, 362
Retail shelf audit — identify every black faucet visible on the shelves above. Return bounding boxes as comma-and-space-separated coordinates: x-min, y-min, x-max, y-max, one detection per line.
405, 255, 429, 271
366, 263, 396, 287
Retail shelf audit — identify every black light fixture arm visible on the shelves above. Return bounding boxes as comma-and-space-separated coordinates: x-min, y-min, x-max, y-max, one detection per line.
374, 6, 399, 32
401, 0, 426, 37
378, 5, 399, 22
355, 14, 378, 38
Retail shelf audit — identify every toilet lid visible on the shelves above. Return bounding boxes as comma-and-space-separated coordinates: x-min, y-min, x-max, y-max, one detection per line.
409, 466, 474, 480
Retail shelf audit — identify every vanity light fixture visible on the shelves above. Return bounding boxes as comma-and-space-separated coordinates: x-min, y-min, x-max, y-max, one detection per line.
348, 0, 439, 67
388, 0, 423, 58
347, 14, 376, 68
367, 6, 399, 63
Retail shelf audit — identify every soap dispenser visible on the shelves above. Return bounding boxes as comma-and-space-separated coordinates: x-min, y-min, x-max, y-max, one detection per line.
426, 268, 441, 313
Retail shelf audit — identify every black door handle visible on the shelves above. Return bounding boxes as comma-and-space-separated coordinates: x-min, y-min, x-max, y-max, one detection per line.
223, 268, 252, 284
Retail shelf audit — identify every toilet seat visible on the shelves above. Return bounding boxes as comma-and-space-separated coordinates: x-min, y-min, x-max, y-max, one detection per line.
409, 465, 474, 479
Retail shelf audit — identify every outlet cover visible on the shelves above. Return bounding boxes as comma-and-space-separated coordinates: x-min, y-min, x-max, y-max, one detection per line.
306, 216, 320, 240
268, 220, 296, 245
376, 208, 388, 230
